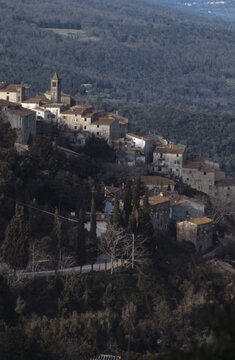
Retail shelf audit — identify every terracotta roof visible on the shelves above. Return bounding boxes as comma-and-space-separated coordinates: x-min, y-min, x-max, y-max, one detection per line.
147, 195, 170, 206
6, 107, 36, 116
183, 160, 203, 169
92, 118, 116, 125
216, 179, 235, 187
22, 97, 41, 104
141, 176, 175, 186
0, 99, 18, 107
61, 108, 84, 115
41, 103, 66, 108
82, 110, 101, 118
0, 84, 29, 92
154, 144, 185, 155
188, 217, 213, 225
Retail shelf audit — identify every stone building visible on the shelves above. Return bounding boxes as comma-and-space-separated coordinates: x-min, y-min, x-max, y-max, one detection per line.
213, 179, 235, 201
170, 197, 205, 223
152, 143, 186, 176
140, 176, 175, 192
0, 99, 36, 144
0, 82, 30, 103
141, 194, 170, 231
126, 133, 153, 163
61, 106, 128, 141
44, 72, 72, 105
181, 158, 226, 194
177, 217, 213, 252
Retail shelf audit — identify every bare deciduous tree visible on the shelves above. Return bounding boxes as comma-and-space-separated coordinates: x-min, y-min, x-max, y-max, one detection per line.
100, 224, 150, 273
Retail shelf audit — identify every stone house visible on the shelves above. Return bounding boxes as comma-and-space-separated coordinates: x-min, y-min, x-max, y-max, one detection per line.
213, 179, 235, 201
141, 176, 175, 192
152, 143, 186, 176
181, 158, 226, 195
142, 194, 170, 231
41, 103, 69, 123
177, 217, 213, 252
0, 82, 30, 103
88, 117, 120, 141
60, 104, 94, 130
0, 99, 36, 144
170, 197, 205, 223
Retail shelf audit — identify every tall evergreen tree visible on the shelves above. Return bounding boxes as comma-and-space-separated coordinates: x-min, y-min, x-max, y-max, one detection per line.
132, 185, 140, 210
1, 204, 29, 270
123, 179, 132, 226
76, 209, 86, 272
112, 194, 121, 226
141, 190, 153, 237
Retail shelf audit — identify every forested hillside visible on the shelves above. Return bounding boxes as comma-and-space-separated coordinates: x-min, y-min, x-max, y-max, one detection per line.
0, 0, 235, 110
0, 0, 235, 174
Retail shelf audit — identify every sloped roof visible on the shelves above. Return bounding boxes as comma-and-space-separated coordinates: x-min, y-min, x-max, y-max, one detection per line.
141, 176, 175, 186
216, 179, 235, 187
51, 72, 60, 80
188, 217, 213, 225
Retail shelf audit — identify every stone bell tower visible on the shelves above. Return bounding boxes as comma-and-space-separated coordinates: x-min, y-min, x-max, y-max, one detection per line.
50, 72, 62, 103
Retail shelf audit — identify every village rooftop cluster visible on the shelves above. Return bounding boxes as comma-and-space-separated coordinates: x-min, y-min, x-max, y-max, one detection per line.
0, 73, 234, 254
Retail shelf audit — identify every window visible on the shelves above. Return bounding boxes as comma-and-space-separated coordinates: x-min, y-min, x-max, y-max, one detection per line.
74, 126, 77, 129
84, 118, 87, 121
176, 154, 179, 157
52, 81, 57, 87
18, 96, 21, 102
97, 125, 99, 128
6, 96, 9, 101
84, 126, 86, 129
204, 172, 207, 175
97, 132, 99, 135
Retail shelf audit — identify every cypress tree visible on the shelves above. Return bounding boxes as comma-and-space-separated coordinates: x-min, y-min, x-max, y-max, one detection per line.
132, 185, 140, 210
127, 210, 136, 235
112, 194, 121, 226
123, 179, 132, 226
76, 209, 86, 272
1, 204, 29, 270
141, 190, 153, 237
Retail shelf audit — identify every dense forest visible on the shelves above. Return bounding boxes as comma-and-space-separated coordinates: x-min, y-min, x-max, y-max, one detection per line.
0, 0, 234, 110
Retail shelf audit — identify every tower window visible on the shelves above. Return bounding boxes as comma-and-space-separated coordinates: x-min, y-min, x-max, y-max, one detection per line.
52, 81, 57, 87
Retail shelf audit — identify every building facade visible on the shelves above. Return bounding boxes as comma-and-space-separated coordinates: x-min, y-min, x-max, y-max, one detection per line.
177, 217, 213, 252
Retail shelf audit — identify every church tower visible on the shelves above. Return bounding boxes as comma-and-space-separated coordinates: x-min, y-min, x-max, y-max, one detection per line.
50, 72, 62, 103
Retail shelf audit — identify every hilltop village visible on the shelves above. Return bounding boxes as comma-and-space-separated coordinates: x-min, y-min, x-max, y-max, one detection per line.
0, 73, 235, 254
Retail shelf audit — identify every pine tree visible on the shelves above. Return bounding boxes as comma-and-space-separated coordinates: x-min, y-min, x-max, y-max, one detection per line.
112, 194, 121, 226
1, 204, 29, 270
76, 209, 86, 272
53, 208, 63, 263
123, 179, 132, 226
